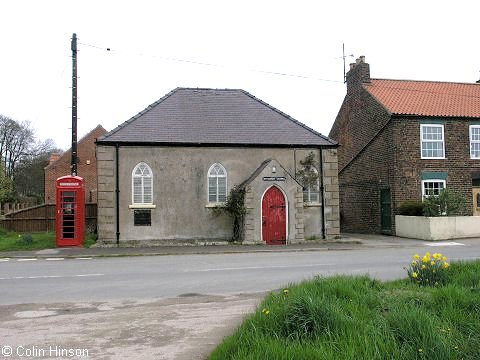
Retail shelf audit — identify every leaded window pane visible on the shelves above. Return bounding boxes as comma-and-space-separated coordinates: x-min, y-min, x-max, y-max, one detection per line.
208, 163, 227, 203
143, 178, 152, 203
132, 163, 153, 204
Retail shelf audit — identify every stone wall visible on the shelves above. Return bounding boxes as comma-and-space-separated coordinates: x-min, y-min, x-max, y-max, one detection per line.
322, 148, 340, 238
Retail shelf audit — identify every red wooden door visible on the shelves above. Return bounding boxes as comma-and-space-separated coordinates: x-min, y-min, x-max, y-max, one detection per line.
262, 186, 286, 245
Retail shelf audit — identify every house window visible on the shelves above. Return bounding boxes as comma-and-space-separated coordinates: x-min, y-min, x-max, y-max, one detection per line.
208, 163, 227, 203
420, 124, 445, 159
470, 125, 480, 159
303, 168, 320, 203
421, 180, 446, 199
132, 162, 153, 204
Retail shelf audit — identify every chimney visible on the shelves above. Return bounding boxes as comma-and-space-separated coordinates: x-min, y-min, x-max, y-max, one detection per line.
49, 153, 61, 165
346, 55, 370, 94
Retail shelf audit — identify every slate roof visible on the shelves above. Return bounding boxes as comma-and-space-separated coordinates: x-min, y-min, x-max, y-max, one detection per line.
364, 79, 480, 118
98, 88, 337, 147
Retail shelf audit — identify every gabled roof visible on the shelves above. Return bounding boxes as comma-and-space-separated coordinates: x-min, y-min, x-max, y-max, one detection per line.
238, 158, 301, 189
364, 79, 480, 118
98, 88, 336, 147
44, 124, 107, 170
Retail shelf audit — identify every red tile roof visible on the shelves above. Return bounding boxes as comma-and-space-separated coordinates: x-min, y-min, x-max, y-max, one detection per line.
364, 79, 480, 118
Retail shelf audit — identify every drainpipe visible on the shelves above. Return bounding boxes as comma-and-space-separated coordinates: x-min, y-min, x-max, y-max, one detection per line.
319, 147, 326, 239
115, 143, 120, 247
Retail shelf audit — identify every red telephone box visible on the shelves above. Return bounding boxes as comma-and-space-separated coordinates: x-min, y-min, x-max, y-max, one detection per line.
56, 175, 85, 247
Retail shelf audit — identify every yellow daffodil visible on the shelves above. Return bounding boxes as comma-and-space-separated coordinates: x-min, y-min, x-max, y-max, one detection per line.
262, 308, 270, 316
421, 265, 426, 269
413, 254, 420, 260
443, 262, 450, 269
422, 256, 429, 263
412, 272, 418, 278
283, 289, 289, 296
431, 261, 435, 266
442, 256, 447, 261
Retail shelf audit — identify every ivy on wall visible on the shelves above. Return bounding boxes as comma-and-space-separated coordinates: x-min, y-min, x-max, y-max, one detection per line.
210, 185, 247, 242
296, 152, 319, 190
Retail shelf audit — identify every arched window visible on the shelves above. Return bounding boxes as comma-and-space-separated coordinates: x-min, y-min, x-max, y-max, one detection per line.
208, 163, 227, 203
303, 167, 320, 203
132, 162, 153, 204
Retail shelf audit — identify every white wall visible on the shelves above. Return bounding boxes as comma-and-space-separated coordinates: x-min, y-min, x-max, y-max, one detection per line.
396, 215, 480, 240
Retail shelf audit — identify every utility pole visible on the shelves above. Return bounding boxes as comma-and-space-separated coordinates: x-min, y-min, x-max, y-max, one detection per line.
71, 33, 78, 176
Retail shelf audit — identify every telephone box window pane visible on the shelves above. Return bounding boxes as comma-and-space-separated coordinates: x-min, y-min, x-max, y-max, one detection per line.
134, 210, 151, 226
61, 191, 76, 238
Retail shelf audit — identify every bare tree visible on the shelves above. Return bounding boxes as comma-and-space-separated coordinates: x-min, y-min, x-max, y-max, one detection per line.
14, 140, 59, 201
0, 115, 58, 202
0, 115, 34, 178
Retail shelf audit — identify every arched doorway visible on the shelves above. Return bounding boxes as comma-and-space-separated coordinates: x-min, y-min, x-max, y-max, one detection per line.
262, 186, 287, 245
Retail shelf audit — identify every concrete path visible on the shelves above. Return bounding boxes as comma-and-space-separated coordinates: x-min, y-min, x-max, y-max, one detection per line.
0, 233, 431, 260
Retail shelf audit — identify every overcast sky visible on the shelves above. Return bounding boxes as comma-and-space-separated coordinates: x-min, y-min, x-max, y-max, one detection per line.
1, 0, 479, 150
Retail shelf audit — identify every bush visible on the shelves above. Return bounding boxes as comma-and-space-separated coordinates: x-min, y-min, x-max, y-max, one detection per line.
422, 189, 466, 217
397, 200, 424, 216
17, 233, 34, 246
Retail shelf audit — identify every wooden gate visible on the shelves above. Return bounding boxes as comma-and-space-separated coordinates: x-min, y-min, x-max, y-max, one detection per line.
262, 186, 286, 245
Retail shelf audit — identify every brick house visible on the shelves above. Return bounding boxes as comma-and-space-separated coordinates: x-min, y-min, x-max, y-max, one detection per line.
96, 88, 340, 245
44, 125, 107, 204
329, 56, 480, 234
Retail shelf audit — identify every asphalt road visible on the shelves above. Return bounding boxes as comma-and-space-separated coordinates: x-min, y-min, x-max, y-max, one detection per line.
1, 239, 480, 359
1, 239, 479, 305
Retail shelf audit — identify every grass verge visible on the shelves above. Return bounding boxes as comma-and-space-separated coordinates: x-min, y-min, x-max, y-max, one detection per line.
0, 229, 96, 251
209, 260, 480, 360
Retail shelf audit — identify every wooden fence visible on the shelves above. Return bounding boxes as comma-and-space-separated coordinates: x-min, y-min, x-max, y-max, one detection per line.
1, 202, 36, 215
0, 203, 97, 233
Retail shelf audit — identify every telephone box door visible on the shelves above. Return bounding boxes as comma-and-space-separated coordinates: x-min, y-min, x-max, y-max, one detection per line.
56, 176, 85, 247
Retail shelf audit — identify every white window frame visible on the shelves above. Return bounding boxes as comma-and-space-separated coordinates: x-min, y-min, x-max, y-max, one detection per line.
302, 167, 320, 204
208, 163, 227, 204
421, 179, 446, 199
420, 124, 445, 159
131, 162, 153, 205
470, 125, 480, 159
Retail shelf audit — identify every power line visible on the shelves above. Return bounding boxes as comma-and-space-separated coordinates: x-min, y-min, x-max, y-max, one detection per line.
78, 41, 344, 83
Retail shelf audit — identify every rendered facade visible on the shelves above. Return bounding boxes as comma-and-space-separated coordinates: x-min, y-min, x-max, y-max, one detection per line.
96, 88, 340, 245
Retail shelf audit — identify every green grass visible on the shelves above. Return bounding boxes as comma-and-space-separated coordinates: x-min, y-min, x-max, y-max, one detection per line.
0, 229, 96, 251
209, 260, 480, 360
